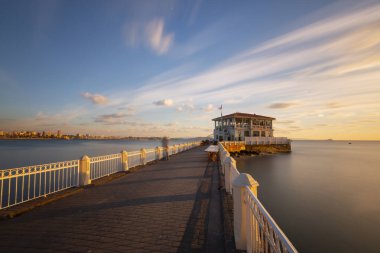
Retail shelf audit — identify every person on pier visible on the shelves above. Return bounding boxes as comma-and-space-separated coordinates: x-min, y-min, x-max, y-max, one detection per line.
162, 136, 169, 160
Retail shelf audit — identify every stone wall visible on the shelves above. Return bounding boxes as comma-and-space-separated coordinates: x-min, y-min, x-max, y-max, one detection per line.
244, 144, 291, 154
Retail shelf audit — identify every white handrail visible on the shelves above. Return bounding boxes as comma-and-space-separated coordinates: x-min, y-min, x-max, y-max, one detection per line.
244, 137, 290, 145
0, 141, 201, 210
246, 188, 298, 253
218, 142, 297, 253
0, 160, 79, 209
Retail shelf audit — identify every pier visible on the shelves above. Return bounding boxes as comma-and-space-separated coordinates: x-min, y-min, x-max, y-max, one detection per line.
0, 141, 297, 253
0, 144, 226, 252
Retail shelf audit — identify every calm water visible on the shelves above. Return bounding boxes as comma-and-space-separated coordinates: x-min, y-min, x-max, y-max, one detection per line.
0, 139, 197, 170
236, 140, 380, 253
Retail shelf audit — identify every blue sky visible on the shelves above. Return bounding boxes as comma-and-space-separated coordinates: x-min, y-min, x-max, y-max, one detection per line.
1, 0, 380, 139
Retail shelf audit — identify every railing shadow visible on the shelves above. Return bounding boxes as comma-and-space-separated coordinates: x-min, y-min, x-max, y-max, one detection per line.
15, 193, 198, 223
177, 160, 216, 252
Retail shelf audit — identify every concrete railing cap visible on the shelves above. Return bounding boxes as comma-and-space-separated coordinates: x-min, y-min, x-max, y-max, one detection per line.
81, 155, 90, 160
223, 155, 232, 164
233, 173, 259, 187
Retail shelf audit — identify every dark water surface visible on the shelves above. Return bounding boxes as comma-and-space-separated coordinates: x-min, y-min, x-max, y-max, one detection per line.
236, 140, 380, 253
0, 139, 196, 170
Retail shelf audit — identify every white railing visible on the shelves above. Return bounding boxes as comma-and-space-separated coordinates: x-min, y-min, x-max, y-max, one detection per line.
245, 188, 297, 253
145, 149, 156, 163
0, 141, 200, 210
245, 137, 290, 145
168, 147, 173, 156
157, 147, 164, 160
0, 160, 79, 209
90, 153, 122, 180
220, 141, 245, 146
218, 143, 297, 253
127, 151, 142, 168
172, 146, 177, 155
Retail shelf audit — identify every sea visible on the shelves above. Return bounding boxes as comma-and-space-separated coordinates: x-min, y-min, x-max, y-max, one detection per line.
0, 139, 198, 170
236, 140, 380, 253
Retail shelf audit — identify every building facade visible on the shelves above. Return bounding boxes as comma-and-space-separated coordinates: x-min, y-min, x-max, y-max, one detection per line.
212, 112, 275, 141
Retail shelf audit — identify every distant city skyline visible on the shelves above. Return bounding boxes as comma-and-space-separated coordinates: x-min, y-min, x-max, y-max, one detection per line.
0, 129, 195, 140
1, 0, 380, 140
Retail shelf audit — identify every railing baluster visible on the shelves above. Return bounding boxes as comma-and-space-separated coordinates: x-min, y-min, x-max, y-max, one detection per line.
54, 166, 56, 193
58, 167, 60, 193
39, 167, 42, 197
49, 166, 51, 194
0, 174, 3, 209
65, 167, 68, 189
14, 173, 18, 205
27, 168, 31, 201
21, 170, 25, 202
8, 175, 11, 206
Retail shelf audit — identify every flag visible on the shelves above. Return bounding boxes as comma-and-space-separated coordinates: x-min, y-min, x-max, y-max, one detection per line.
218, 105, 222, 110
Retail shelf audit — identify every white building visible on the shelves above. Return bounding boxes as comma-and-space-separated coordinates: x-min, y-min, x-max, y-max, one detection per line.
213, 112, 275, 141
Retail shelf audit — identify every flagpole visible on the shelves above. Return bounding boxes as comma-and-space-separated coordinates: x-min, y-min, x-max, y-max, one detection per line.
220, 105, 223, 131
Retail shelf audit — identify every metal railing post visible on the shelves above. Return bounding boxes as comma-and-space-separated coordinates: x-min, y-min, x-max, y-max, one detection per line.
79, 155, 91, 186
121, 151, 129, 171
232, 173, 259, 250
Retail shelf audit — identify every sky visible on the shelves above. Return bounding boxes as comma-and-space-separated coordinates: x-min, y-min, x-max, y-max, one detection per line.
0, 0, 380, 140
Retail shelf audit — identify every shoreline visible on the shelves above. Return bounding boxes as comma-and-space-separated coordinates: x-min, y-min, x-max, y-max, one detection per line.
0, 137, 197, 141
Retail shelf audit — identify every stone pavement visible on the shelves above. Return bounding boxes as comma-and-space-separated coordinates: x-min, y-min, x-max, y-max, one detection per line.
0, 146, 225, 253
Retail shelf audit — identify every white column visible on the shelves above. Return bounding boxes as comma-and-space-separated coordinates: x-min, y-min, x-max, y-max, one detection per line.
140, 148, 146, 165
224, 156, 235, 193
79, 155, 91, 186
232, 173, 259, 250
155, 147, 160, 160
121, 151, 129, 171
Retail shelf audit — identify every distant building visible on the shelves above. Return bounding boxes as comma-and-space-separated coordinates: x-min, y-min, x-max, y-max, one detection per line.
212, 112, 275, 141
0, 130, 4, 136
57, 130, 62, 138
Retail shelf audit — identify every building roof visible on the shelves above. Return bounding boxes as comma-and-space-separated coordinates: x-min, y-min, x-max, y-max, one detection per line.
212, 112, 275, 121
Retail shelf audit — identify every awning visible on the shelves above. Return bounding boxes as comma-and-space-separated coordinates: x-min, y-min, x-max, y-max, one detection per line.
205, 145, 219, 153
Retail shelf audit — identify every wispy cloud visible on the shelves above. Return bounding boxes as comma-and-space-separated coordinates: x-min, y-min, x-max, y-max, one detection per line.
15, 1, 379, 139
123, 17, 174, 55
81, 92, 108, 105
267, 102, 298, 109
325, 102, 346, 109
153, 99, 173, 107
2, 109, 89, 132
145, 18, 174, 55
276, 120, 296, 125
176, 99, 195, 112
246, 3, 380, 55
203, 104, 214, 112
117, 1, 380, 139
35, 111, 83, 122
94, 112, 130, 125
